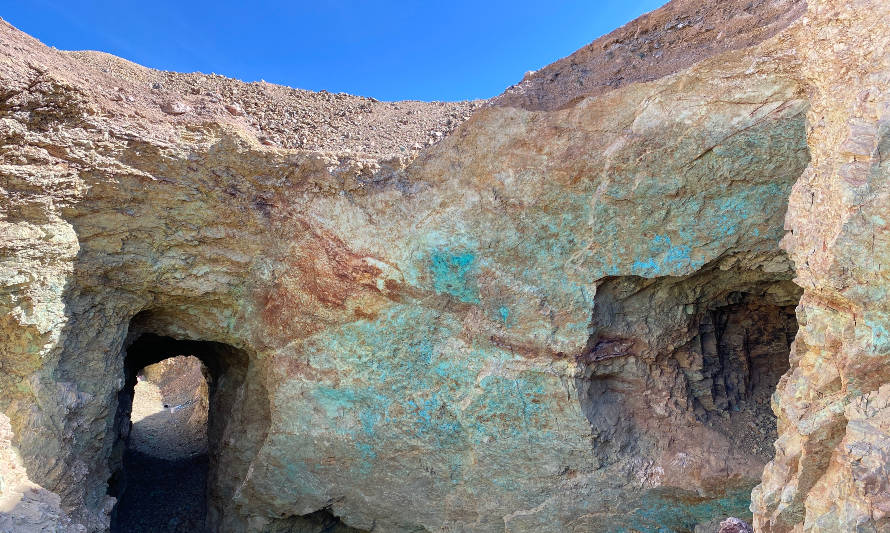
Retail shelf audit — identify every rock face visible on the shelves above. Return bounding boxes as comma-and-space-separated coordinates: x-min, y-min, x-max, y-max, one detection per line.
751, 0, 890, 531
0, 0, 888, 531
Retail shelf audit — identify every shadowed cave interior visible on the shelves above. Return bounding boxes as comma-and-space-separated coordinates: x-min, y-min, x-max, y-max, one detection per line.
576, 263, 801, 528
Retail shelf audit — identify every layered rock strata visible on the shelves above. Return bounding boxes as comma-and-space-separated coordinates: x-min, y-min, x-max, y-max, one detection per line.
0, 0, 888, 531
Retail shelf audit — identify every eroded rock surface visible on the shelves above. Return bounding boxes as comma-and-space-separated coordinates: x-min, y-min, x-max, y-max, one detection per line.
0, 0, 887, 531
752, 0, 890, 531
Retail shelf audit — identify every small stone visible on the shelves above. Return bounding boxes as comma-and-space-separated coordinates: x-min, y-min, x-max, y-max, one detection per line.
151, 82, 164, 90
224, 103, 244, 116
718, 517, 753, 533
160, 102, 191, 115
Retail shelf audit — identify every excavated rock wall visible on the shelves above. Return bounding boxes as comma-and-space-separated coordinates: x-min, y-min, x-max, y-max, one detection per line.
0, 0, 887, 531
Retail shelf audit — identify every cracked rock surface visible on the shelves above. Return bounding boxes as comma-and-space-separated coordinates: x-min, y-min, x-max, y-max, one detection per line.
1, 0, 889, 531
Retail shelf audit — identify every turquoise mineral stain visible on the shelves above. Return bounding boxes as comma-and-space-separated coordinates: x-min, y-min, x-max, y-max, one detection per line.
356, 442, 377, 474
866, 319, 890, 353
291, 303, 585, 504
430, 250, 480, 303
631, 235, 698, 276
359, 408, 380, 437
613, 486, 754, 533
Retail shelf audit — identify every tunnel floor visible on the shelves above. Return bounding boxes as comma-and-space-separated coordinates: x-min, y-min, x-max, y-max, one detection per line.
111, 449, 208, 533
111, 356, 210, 532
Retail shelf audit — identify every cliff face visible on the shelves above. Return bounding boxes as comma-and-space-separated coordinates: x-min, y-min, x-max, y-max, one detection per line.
753, 0, 890, 531
0, 0, 887, 531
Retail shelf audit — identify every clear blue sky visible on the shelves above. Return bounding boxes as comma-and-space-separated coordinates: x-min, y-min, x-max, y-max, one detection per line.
2, 1, 666, 102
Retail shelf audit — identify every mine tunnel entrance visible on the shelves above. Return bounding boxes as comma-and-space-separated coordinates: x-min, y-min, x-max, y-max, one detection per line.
581, 271, 801, 462
108, 334, 251, 533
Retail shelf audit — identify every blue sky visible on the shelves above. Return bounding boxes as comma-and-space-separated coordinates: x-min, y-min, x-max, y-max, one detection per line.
3, 1, 665, 102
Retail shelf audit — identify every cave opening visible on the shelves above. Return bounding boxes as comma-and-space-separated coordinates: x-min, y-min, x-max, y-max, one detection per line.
107, 333, 251, 533
577, 266, 802, 529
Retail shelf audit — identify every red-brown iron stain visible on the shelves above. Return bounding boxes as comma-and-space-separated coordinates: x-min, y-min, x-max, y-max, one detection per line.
290, 225, 384, 308
353, 307, 379, 321
488, 334, 568, 361
259, 221, 389, 341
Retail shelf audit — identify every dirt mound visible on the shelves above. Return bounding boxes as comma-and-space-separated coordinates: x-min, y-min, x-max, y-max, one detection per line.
68, 49, 484, 156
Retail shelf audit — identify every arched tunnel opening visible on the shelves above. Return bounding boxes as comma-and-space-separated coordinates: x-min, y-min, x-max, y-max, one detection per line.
103, 319, 360, 532
107, 333, 252, 533
110, 353, 210, 531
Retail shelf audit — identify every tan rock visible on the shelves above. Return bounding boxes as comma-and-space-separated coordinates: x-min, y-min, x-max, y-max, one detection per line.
0, 0, 887, 531
160, 101, 191, 115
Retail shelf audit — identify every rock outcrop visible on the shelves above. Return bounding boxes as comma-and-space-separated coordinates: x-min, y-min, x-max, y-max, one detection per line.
752, 0, 890, 531
1, 0, 888, 531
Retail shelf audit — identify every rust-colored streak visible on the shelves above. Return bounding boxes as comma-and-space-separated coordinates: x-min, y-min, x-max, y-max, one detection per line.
292, 227, 383, 308
259, 223, 389, 342
353, 307, 379, 321
488, 334, 567, 360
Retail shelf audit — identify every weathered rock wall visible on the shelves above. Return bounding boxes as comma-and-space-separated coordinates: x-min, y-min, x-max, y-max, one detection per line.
0, 0, 887, 531
752, 0, 890, 530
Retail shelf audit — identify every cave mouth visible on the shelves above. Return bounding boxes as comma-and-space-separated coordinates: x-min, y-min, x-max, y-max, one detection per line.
578, 266, 802, 528
107, 333, 251, 533
580, 270, 802, 460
